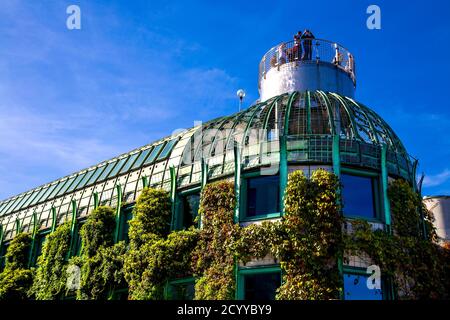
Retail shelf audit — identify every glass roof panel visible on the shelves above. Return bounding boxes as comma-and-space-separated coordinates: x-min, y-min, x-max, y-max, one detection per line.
0, 200, 15, 215
0, 202, 6, 214
107, 157, 128, 178
47, 179, 70, 200
17, 189, 40, 210
8, 194, 28, 213
119, 152, 140, 174
55, 176, 77, 197
2, 198, 21, 214
38, 183, 60, 203
28, 187, 48, 207
65, 172, 87, 194
97, 161, 118, 182
156, 139, 178, 160
131, 147, 153, 170
77, 169, 97, 189
143, 143, 165, 165
86, 165, 107, 186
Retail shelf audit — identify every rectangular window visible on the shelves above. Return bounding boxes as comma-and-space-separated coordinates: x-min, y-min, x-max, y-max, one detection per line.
341, 173, 378, 220
72, 221, 85, 257
238, 267, 281, 300
118, 206, 134, 243
343, 272, 383, 300
31, 233, 48, 267
166, 278, 195, 300
0, 242, 9, 271
177, 193, 200, 230
244, 175, 280, 219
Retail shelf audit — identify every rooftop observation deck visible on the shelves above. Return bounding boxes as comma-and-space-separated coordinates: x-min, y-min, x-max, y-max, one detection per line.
258, 38, 356, 101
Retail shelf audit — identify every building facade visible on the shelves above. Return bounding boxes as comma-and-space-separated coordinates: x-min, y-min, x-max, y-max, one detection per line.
0, 36, 418, 300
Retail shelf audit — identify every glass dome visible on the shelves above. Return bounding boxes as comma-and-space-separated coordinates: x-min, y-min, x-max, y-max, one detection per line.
0, 90, 414, 240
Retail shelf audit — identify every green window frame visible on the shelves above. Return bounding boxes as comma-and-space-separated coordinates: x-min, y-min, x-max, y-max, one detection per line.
31, 230, 50, 267
340, 168, 382, 222
237, 265, 282, 300
165, 277, 196, 300
71, 219, 86, 257
118, 204, 134, 243
0, 241, 9, 271
174, 188, 201, 231
240, 171, 281, 222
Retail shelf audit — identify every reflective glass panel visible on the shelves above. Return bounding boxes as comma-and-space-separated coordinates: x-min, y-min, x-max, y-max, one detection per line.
107, 157, 128, 178
131, 148, 152, 170
157, 139, 178, 160
246, 175, 279, 217
343, 273, 383, 300
341, 174, 376, 219
119, 152, 140, 175
243, 272, 281, 300
97, 161, 118, 181
143, 143, 165, 165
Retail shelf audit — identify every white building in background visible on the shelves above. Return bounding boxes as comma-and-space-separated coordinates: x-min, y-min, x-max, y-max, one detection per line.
424, 196, 450, 242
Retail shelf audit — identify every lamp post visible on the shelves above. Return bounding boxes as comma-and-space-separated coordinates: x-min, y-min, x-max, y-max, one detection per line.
237, 89, 246, 112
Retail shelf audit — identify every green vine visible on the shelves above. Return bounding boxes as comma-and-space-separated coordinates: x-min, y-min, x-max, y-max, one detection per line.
124, 187, 197, 300
192, 180, 238, 300
0, 233, 34, 300
277, 169, 343, 300
344, 179, 450, 299
70, 206, 126, 300
29, 222, 72, 300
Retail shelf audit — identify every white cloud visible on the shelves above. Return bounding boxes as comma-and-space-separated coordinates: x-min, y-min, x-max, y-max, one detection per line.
422, 169, 450, 188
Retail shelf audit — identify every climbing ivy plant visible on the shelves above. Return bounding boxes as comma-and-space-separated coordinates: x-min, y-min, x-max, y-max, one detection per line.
192, 181, 238, 300
344, 179, 450, 300
29, 222, 72, 300
124, 187, 198, 300
277, 169, 344, 300
0, 233, 34, 300
69, 206, 126, 300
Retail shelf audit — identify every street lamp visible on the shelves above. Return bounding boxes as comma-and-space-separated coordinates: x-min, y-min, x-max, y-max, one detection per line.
237, 89, 246, 112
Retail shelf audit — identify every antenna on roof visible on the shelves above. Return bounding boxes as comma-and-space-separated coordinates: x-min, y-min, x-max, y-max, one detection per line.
236, 89, 246, 112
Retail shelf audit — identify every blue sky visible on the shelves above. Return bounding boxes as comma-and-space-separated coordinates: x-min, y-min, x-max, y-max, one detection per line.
0, 0, 449, 199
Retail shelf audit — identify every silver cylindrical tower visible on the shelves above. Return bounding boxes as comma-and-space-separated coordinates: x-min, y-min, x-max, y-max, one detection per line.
258, 38, 356, 101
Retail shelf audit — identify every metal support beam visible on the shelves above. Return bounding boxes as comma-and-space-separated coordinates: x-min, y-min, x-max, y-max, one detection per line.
233, 143, 241, 223
381, 144, 391, 228
169, 166, 177, 231
28, 211, 38, 267
142, 176, 149, 189
51, 207, 57, 233
332, 133, 343, 300
201, 158, 208, 189
113, 185, 123, 243
15, 218, 22, 235
67, 200, 78, 259
93, 192, 99, 209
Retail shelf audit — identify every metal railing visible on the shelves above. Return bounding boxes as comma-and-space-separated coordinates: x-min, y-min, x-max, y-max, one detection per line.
258, 38, 356, 85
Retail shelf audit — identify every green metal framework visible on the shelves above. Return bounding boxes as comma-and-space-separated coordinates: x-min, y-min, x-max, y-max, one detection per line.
0, 91, 414, 243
